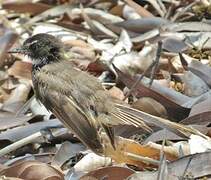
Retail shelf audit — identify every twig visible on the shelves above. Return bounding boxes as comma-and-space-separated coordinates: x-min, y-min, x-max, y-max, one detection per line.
123, 41, 162, 100
0, 132, 42, 157
200, 37, 210, 50
101, 82, 116, 87
181, 155, 193, 179
149, 41, 162, 87
172, 1, 197, 22
126, 152, 160, 166
157, 139, 167, 180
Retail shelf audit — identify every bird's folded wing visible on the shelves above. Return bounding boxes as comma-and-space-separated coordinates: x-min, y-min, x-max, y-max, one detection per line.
41, 89, 104, 153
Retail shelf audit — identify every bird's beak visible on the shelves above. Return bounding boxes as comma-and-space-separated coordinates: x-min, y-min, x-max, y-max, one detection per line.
8, 47, 28, 54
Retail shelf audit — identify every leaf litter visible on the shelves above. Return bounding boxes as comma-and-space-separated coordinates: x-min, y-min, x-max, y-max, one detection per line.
1, 0, 211, 179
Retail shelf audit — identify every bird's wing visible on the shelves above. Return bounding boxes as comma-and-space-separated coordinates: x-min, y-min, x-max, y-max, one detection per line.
33, 64, 106, 153
38, 86, 104, 153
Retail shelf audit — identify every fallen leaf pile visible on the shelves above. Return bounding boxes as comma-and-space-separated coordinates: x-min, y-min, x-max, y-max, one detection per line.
0, 0, 211, 179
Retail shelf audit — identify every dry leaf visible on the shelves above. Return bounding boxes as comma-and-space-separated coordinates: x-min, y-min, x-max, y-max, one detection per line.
52, 141, 85, 168
188, 60, 211, 87
124, 0, 154, 18
2, 82, 31, 113
108, 86, 125, 101
131, 97, 168, 118
182, 71, 209, 96
80, 166, 134, 180
0, 160, 64, 180
73, 153, 112, 172
2, 2, 51, 15
8, 61, 32, 80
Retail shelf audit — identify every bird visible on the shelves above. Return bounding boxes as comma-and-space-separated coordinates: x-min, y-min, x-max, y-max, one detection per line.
7, 33, 175, 155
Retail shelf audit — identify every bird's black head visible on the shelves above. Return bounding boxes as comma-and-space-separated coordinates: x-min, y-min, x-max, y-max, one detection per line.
9, 33, 63, 69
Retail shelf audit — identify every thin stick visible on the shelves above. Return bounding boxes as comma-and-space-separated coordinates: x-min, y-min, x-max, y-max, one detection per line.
0, 132, 42, 157
182, 155, 193, 178
123, 41, 162, 100
149, 41, 162, 87
172, 1, 197, 22
126, 152, 160, 166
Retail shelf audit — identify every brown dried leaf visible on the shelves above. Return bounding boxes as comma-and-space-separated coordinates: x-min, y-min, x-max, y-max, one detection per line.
80, 166, 134, 180
2, 82, 31, 113
124, 0, 154, 18
0, 31, 18, 67
108, 86, 125, 101
8, 61, 32, 80
131, 97, 168, 118
109, 4, 124, 17
70, 46, 96, 61
2, 2, 51, 15
0, 177, 24, 180
0, 160, 64, 180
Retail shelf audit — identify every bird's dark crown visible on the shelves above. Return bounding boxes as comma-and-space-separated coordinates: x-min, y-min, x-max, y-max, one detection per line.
21, 33, 63, 69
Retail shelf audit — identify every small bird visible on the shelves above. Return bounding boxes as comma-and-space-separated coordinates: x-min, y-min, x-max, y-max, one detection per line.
9, 33, 152, 154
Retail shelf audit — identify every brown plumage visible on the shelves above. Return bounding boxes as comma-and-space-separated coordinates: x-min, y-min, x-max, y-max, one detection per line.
9, 33, 151, 154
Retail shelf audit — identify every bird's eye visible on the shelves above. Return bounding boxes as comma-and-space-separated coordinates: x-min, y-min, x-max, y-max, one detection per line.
50, 47, 58, 54
29, 43, 37, 50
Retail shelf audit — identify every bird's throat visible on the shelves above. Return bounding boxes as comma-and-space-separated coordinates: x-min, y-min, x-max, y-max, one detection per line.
32, 58, 50, 70
32, 55, 60, 70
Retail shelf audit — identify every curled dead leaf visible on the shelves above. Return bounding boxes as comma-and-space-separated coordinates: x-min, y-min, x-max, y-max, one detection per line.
8, 61, 32, 80
80, 166, 135, 180
0, 160, 64, 180
131, 97, 168, 118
